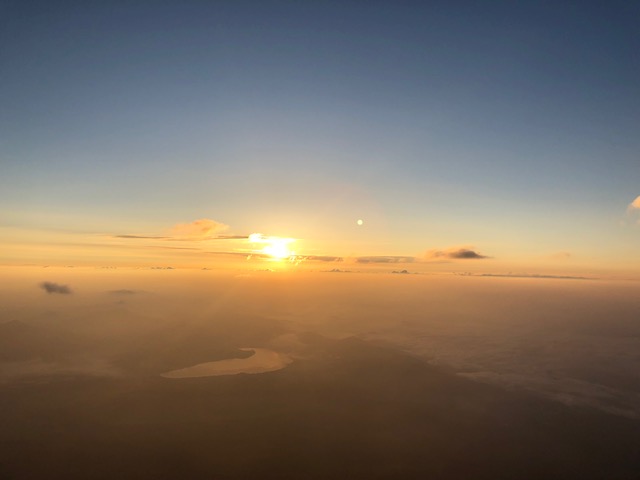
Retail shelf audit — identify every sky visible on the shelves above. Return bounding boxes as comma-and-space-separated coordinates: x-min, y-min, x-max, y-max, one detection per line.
1, 0, 639, 275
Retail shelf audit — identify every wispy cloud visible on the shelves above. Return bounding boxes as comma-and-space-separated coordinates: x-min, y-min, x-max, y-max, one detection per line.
627, 195, 640, 211
622, 196, 640, 226
355, 256, 416, 264
472, 273, 591, 280
426, 247, 488, 260
114, 219, 238, 242
304, 255, 344, 262
215, 234, 250, 240
113, 235, 169, 239
172, 219, 229, 238
39, 281, 72, 294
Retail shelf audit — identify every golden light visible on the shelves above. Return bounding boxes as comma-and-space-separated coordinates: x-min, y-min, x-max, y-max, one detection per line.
262, 238, 293, 259
249, 233, 296, 260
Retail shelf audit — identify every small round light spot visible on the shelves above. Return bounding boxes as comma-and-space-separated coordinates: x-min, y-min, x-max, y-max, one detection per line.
357, 219, 364, 226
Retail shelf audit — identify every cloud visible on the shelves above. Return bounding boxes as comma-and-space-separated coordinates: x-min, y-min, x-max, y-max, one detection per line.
304, 255, 344, 262
113, 235, 169, 239
39, 281, 72, 294
215, 234, 250, 240
108, 289, 140, 295
172, 219, 229, 238
426, 247, 488, 260
475, 273, 591, 280
114, 220, 245, 243
622, 196, 640, 226
355, 256, 416, 264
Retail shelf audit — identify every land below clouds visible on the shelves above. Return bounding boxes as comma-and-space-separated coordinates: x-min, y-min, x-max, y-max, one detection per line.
1, 331, 640, 479
2, 269, 640, 478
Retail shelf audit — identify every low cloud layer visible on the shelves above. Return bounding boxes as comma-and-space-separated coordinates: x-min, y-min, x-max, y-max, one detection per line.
426, 247, 488, 260
39, 282, 72, 294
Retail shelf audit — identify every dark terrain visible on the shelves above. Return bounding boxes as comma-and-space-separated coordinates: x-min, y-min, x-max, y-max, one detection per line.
1, 333, 639, 480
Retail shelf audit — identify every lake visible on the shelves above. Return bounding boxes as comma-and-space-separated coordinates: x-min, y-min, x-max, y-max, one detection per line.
161, 348, 292, 378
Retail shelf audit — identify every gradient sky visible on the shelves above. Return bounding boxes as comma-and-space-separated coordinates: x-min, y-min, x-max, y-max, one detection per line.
1, 1, 639, 274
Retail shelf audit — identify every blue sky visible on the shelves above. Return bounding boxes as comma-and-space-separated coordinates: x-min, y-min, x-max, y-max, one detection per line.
1, 1, 639, 270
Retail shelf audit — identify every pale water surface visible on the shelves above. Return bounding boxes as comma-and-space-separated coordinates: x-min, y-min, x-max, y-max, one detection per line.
161, 348, 292, 378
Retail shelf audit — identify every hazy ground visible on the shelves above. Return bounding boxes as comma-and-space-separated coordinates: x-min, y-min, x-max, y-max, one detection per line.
1, 266, 639, 478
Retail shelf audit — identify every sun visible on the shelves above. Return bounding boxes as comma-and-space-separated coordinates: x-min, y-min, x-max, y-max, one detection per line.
262, 238, 293, 259
249, 233, 296, 260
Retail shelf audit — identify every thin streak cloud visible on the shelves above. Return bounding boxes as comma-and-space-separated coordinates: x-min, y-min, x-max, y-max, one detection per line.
355, 256, 416, 264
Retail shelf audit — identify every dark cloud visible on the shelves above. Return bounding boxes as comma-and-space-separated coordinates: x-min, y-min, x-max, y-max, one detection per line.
356, 256, 415, 264
449, 249, 487, 259
427, 248, 488, 260
39, 281, 72, 294
108, 289, 140, 295
215, 235, 250, 240
392, 270, 410, 274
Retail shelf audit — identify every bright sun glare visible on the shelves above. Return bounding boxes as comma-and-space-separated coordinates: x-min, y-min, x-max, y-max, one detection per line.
249, 233, 295, 260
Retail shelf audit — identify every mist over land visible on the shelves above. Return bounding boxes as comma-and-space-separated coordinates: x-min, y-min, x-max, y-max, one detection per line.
1, 266, 639, 479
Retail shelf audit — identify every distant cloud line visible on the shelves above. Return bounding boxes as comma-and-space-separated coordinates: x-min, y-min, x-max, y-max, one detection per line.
112, 218, 493, 264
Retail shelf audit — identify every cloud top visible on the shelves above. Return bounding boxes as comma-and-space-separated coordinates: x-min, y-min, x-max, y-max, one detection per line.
39, 281, 72, 294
